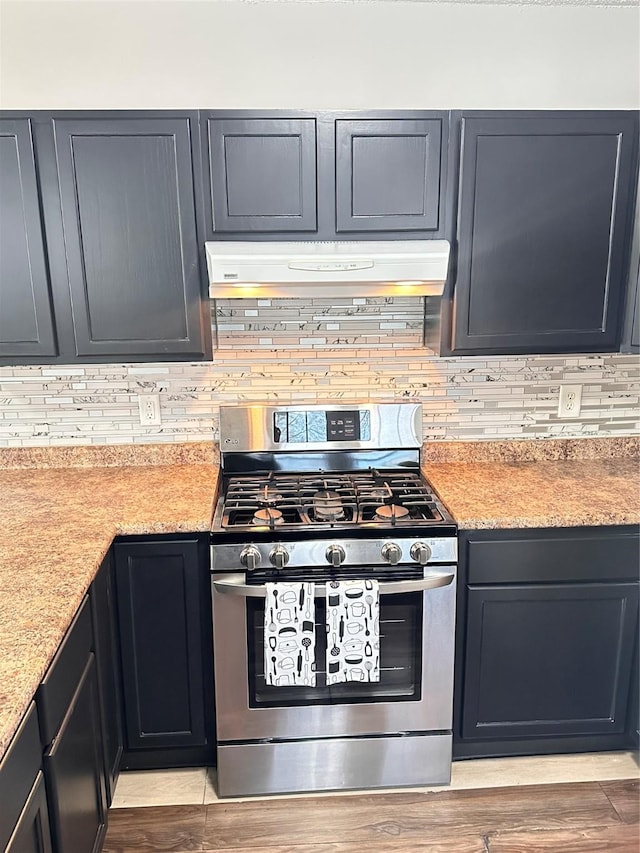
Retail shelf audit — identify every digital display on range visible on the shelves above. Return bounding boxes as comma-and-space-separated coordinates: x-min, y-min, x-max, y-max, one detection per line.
273, 410, 370, 443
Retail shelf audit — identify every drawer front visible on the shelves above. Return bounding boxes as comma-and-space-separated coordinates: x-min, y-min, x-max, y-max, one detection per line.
465, 527, 640, 585
0, 703, 42, 850
37, 597, 93, 746
5, 772, 53, 853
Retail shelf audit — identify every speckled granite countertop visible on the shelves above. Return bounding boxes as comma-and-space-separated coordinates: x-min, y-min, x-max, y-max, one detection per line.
0, 462, 219, 762
423, 458, 640, 529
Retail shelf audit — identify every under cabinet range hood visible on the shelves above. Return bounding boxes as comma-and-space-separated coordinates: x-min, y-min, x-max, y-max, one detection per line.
205, 240, 450, 299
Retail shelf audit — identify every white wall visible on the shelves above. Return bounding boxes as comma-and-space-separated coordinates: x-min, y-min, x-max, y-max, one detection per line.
0, 0, 638, 109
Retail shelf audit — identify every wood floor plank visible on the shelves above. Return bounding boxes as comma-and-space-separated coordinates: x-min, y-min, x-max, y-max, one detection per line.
202, 782, 619, 849
600, 779, 640, 824
487, 822, 640, 852
102, 804, 206, 853
168, 843, 486, 853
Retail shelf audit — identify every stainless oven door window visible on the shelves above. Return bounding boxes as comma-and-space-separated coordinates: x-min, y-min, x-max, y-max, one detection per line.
248, 594, 421, 708
211, 569, 456, 743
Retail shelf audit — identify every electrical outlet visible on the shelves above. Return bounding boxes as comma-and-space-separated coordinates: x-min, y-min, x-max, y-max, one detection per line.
557, 385, 582, 418
138, 393, 161, 426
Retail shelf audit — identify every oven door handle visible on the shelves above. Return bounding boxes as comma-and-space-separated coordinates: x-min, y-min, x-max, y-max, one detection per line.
212, 571, 455, 598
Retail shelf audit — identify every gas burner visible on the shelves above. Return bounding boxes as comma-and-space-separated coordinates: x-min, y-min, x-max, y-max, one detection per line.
255, 487, 283, 507
312, 489, 345, 521
375, 504, 410, 522
370, 485, 393, 500
253, 508, 284, 526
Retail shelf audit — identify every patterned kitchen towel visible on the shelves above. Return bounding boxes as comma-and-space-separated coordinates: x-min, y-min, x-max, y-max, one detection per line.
325, 579, 380, 684
264, 582, 316, 687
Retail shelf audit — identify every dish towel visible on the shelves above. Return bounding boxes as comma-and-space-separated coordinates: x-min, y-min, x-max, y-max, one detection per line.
325, 579, 380, 684
264, 582, 316, 687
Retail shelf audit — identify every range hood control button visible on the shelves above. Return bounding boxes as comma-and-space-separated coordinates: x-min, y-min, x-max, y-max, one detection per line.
410, 542, 432, 565
239, 545, 261, 571
381, 542, 402, 565
326, 544, 346, 567
269, 545, 290, 570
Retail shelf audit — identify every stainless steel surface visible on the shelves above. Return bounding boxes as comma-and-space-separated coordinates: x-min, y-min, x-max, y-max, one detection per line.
269, 545, 289, 568
381, 542, 402, 565
212, 569, 455, 598
411, 542, 433, 565
219, 402, 422, 453
211, 571, 455, 742
211, 536, 457, 571
326, 543, 346, 567
216, 733, 452, 797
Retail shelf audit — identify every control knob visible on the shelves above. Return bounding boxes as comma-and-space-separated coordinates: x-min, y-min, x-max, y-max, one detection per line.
325, 544, 346, 567
269, 545, 290, 570
239, 545, 261, 571
410, 542, 432, 565
381, 542, 402, 565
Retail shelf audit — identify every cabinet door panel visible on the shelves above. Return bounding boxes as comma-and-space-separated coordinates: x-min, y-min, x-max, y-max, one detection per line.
52, 117, 205, 358
90, 552, 123, 806
336, 118, 442, 232
44, 654, 106, 853
206, 118, 317, 233
452, 114, 638, 354
6, 773, 53, 853
462, 582, 639, 740
0, 119, 57, 358
115, 539, 208, 749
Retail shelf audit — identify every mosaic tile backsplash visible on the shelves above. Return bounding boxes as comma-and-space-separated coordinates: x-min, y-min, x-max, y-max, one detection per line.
0, 298, 638, 447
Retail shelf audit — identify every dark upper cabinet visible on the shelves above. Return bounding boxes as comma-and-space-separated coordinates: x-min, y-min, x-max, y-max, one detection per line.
0, 119, 57, 358
454, 527, 640, 759
51, 116, 207, 359
335, 118, 442, 233
0, 112, 211, 366
203, 111, 449, 240
450, 112, 639, 355
206, 118, 318, 233
114, 537, 214, 762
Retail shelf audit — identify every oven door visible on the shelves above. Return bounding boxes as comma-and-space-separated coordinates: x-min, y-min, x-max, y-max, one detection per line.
211, 566, 456, 742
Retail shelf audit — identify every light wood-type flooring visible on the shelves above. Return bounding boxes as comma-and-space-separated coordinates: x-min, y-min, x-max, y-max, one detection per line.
103, 776, 639, 852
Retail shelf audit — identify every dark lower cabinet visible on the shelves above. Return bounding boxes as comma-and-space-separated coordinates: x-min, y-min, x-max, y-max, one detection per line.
44, 655, 107, 853
114, 536, 215, 769
454, 526, 640, 759
36, 597, 107, 853
90, 552, 123, 806
5, 773, 53, 853
0, 704, 53, 853
450, 111, 638, 355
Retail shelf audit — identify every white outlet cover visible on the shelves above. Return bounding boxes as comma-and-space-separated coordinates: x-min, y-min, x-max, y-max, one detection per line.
138, 393, 161, 426
558, 385, 582, 419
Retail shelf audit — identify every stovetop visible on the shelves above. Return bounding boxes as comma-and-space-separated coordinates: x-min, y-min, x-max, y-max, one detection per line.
211, 469, 454, 535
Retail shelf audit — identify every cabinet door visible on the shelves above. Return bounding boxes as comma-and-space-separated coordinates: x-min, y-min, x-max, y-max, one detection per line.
44, 654, 107, 853
6, 773, 53, 853
205, 117, 317, 233
335, 118, 443, 233
452, 113, 638, 354
90, 552, 123, 806
0, 119, 57, 358
462, 582, 639, 741
51, 116, 206, 358
114, 538, 210, 750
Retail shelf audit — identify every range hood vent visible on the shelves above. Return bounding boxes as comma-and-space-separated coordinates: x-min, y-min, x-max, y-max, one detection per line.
206, 240, 450, 299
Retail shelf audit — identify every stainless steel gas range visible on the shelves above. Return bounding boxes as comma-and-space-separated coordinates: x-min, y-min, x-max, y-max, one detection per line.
210, 403, 457, 797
